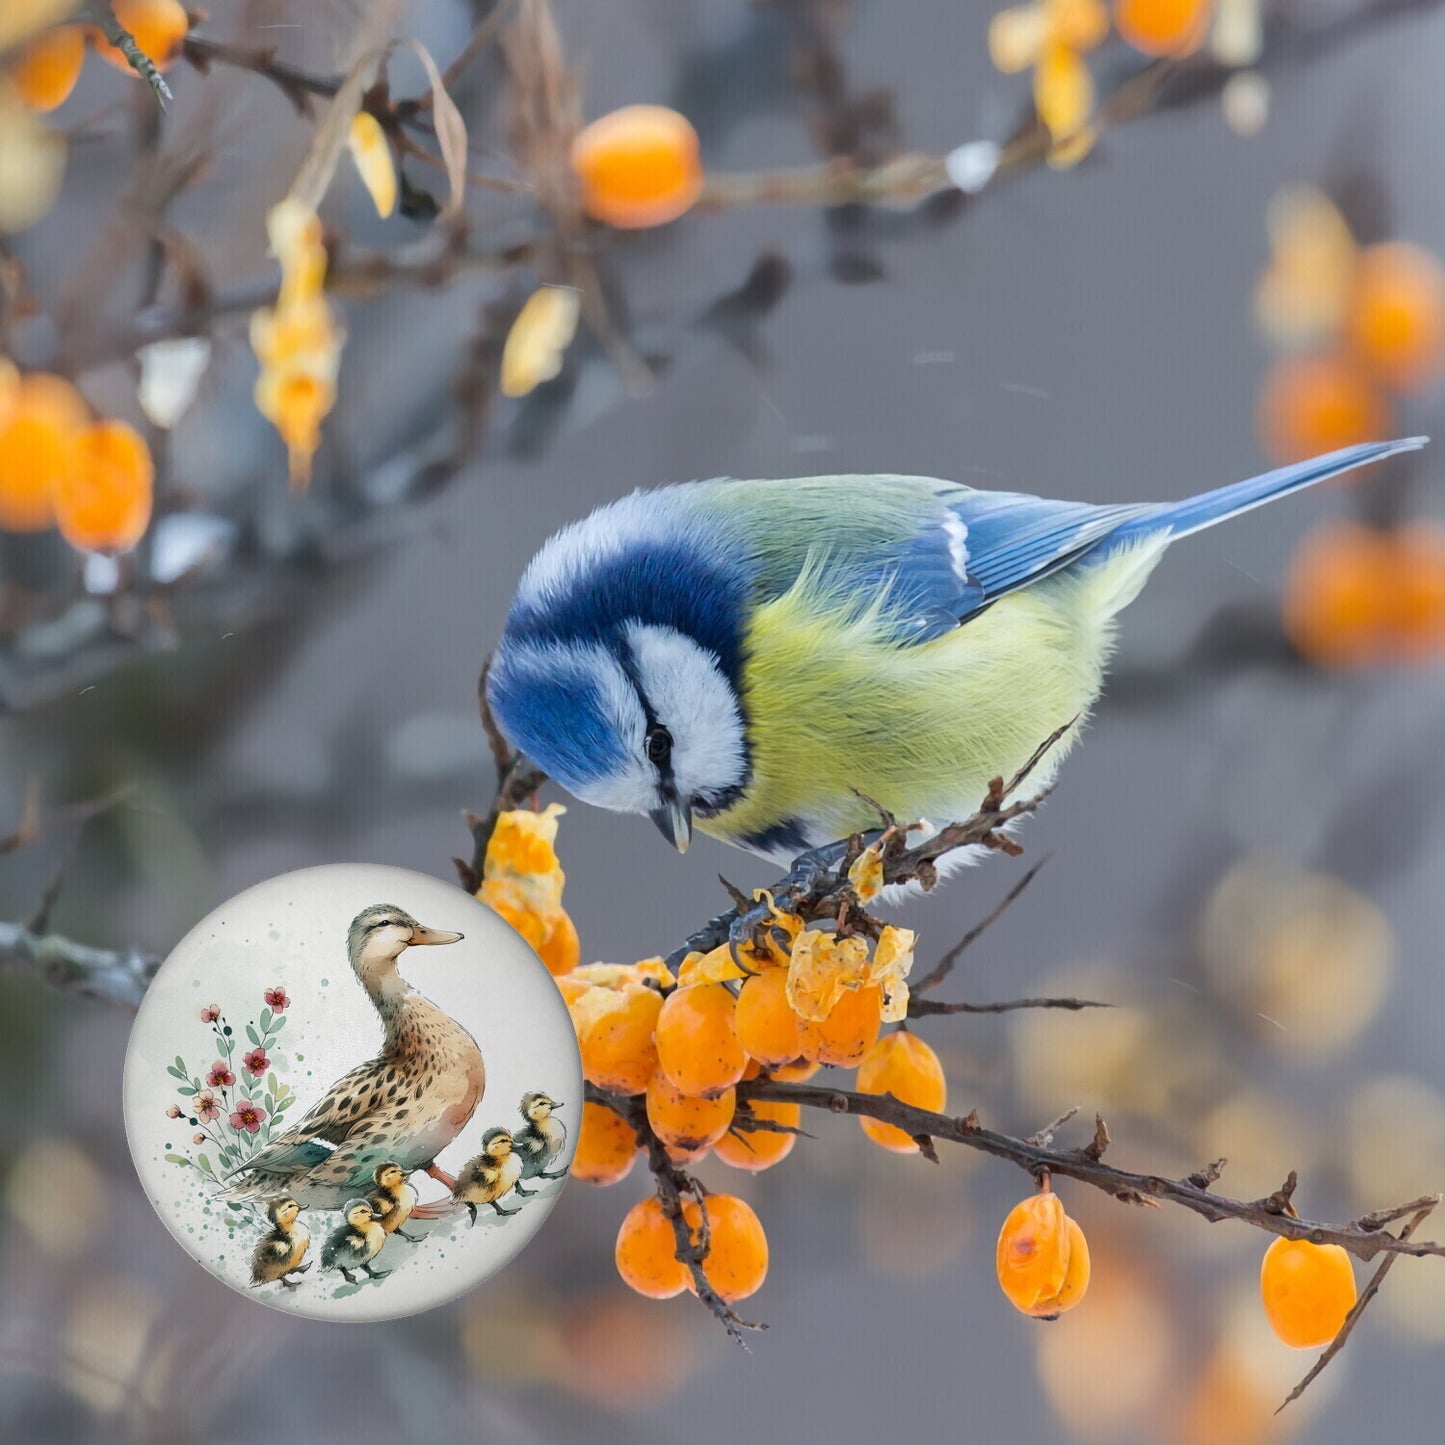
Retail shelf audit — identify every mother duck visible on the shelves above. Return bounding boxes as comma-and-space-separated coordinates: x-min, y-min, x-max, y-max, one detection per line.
224, 905, 484, 1207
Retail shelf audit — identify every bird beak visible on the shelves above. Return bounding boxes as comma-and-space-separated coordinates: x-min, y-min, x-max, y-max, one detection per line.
650, 794, 693, 854
410, 923, 464, 946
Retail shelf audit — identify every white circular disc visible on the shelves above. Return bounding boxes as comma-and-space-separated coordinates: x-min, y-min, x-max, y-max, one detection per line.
124, 863, 583, 1321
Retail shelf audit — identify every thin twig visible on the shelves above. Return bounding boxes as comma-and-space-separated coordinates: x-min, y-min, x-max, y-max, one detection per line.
910, 993, 1111, 1017
911, 857, 1049, 994
0, 921, 159, 1008
1277, 1197, 1440, 1411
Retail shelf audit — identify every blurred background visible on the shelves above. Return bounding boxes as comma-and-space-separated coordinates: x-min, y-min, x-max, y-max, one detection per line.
3, 0, 1445, 1440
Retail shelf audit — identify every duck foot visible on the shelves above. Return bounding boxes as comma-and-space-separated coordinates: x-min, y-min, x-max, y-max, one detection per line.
491, 1200, 520, 1216
512, 1182, 536, 1198
397, 1228, 426, 1243
338, 1267, 359, 1285
362, 1264, 391, 1279
539, 1167, 570, 1180
424, 1162, 459, 1191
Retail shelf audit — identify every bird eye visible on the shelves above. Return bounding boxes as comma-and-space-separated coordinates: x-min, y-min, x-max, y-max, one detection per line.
644, 725, 673, 766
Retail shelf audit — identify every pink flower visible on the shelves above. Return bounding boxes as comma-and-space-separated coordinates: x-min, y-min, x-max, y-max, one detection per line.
165, 1104, 182, 1119
193, 1132, 206, 1144
230, 1101, 267, 1134
242, 1047, 270, 1078
192, 1089, 220, 1122
263, 986, 290, 1011
207, 1060, 235, 1088
199, 1004, 221, 1023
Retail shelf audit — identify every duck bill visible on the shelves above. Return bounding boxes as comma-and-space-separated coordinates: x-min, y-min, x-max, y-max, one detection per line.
650, 795, 693, 854
410, 923, 464, 946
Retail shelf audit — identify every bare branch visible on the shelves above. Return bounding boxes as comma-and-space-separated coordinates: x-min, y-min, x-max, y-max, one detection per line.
737, 1078, 1445, 1265
911, 857, 1049, 994
910, 994, 1110, 1017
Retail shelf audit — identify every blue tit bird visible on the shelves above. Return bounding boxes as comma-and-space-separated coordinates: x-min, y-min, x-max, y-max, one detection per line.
485, 439, 1425, 871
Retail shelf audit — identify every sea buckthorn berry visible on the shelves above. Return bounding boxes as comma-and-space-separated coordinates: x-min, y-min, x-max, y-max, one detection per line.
0, 371, 88, 532
1347, 242, 1445, 394
735, 966, 802, 1067
615, 1197, 688, 1299
12, 26, 85, 112
768, 1057, 820, 1083
856, 1031, 947, 1153
665, 1140, 710, 1166
996, 1188, 1091, 1318
570, 979, 662, 1095
655, 983, 747, 1098
570, 104, 704, 230
1391, 524, 1445, 659
1114, 0, 1212, 57
1281, 522, 1393, 668
1257, 351, 1390, 466
713, 1101, 799, 1172
681, 1194, 768, 1303
537, 906, 581, 975
797, 985, 883, 1067
572, 1101, 638, 1186
52, 419, 153, 554
1260, 1237, 1357, 1348
93, 0, 189, 73
647, 1071, 736, 1152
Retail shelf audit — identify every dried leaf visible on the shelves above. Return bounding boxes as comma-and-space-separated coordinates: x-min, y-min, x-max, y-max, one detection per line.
399, 39, 468, 223
347, 112, 398, 219
500, 285, 581, 398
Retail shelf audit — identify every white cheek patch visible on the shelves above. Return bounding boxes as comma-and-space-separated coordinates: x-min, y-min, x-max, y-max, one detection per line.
625, 623, 747, 806
566, 646, 657, 814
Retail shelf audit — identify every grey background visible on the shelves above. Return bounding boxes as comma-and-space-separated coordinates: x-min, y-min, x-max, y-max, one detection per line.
3, 0, 1445, 1440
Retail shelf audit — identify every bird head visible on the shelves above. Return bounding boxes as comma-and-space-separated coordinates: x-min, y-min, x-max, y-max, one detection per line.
344, 1198, 380, 1227
347, 905, 464, 972
521, 1091, 560, 1121
487, 491, 752, 853
266, 1196, 301, 1228
482, 1126, 514, 1159
373, 1161, 406, 1189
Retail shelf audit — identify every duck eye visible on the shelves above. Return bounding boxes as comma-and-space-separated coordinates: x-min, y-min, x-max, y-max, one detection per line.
645, 726, 673, 766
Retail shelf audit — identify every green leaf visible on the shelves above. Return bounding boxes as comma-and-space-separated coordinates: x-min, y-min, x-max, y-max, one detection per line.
166, 1064, 185, 1079
245, 1023, 261, 1047
174, 1054, 186, 1072
164, 1153, 192, 1167
177, 1086, 197, 1097
264, 1094, 275, 1113
270, 1015, 286, 1034
260, 1007, 272, 1032
228, 1201, 244, 1213
267, 1071, 279, 1096
197, 1154, 213, 1176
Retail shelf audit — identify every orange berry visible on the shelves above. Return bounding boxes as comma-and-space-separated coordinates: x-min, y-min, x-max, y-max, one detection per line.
12, 26, 85, 112
681, 1194, 768, 1303
665, 1140, 710, 1166
93, 0, 189, 74
1390, 524, 1445, 659
615, 1196, 688, 1299
797, 985, 883, 1067
537, 907, 581, 976
735, 967, 802, 1067
856, 1031, 947, 1153
713, 1100, 799, 1171
996, 1189, 1091, 1318
571, 1101, 638, 1186
1347, 241, 1445, 393
655, 983, 747, 1098
570, 104, 704, 230
1282, 522, 1393, 668
0, 372, 89, 532
570, 979, 662, 1095
768, 1057, 820, 1083
647, 1070, 736, 1152
1257, 352, 1391, 466
52, 419, 153, 554
1260, 1237, 1356, 1348
554, 971, 590, 1005
1114, 0, 1212, 56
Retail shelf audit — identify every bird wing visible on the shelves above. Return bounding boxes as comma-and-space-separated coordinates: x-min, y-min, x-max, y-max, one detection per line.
700, 475, 1148, 645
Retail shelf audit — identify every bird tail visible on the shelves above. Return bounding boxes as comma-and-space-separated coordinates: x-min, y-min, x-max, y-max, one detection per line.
1112, 438, 1427, 545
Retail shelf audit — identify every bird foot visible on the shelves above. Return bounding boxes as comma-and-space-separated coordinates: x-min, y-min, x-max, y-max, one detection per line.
512, 1182, 536, 1198
363, 1265, 391, 1279
725, 842, 851, 957
492, 1202, 520, 1216
398, 1228, 425, 1243
280, 1277, 302, 1290
539, 1167, 570, 1180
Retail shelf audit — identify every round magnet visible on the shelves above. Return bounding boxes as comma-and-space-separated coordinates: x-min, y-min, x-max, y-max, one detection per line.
124, 863, 583, 1321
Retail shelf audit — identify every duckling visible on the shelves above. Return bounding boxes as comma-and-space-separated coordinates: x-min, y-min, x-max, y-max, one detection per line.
250, 1196, 311, 1290
367, 1161, 423, 1243
452, 1127, 523, 1224
320, 1199, 390, 1284
511, 1092, 569, 1196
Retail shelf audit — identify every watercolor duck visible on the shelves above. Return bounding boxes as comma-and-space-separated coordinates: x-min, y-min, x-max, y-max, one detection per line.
249, 1195, 311, 1290
223, 905, 485, 1208
321, 1199, 389, 1284
512, 1092, 569, 1189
